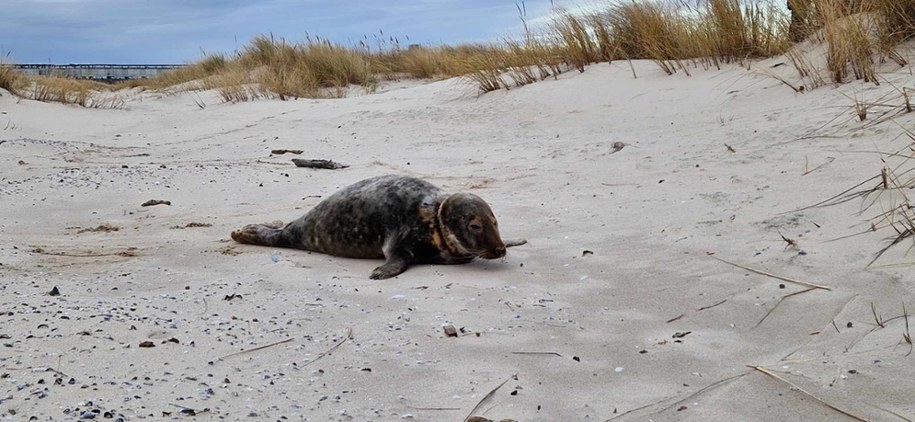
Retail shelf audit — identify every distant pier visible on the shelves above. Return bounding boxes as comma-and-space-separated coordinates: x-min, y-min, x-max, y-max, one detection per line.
11, 64, 187, 81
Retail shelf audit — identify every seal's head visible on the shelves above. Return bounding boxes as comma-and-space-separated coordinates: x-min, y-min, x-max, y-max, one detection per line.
438, 193, 506, 260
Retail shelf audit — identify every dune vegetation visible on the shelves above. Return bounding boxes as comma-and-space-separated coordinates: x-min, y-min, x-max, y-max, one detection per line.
2, 0, 915, 106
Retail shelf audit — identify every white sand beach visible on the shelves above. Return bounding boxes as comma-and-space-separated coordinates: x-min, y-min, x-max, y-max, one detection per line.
2, 58, 915, 421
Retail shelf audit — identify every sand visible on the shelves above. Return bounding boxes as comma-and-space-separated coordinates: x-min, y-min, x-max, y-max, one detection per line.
2, 58, 915, 421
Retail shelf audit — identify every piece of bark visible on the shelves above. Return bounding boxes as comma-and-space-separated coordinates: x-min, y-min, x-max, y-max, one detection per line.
291, 159, 349, 170
443, 325, 458, 337
271, 149, 303, 155
141, 199, 171, 207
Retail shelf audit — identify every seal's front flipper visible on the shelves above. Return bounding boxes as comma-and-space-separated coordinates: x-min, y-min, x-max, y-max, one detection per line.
370, 257, 409, 280
371, 232, 414, 279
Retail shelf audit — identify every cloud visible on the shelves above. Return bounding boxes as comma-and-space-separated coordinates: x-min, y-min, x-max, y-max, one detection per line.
0, 0, 551, 63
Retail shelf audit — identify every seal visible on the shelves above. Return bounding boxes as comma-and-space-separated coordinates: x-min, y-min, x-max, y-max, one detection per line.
231, 175, 526, 279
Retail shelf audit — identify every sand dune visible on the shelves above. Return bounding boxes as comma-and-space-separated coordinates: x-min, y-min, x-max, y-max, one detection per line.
2, 59, 914, 421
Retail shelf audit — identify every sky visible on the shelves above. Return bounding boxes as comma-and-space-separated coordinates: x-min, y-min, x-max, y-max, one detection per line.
0, 0, 570, 64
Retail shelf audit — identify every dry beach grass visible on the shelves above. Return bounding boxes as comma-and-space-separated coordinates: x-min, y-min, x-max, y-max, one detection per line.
5, 0, 915, 420
2, 0, 915, 103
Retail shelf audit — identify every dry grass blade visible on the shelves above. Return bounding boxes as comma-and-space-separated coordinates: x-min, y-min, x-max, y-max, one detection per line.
790, 174, 882, 212
867, 183, 915, 265
864, 402, 914, 422
607, 373, 748, 420
802, 156, 835, 176
464, 374, 515, 422
697, 299, 728, 311
784, 48, 826, 91
606, 396, 680, 421
871, 302, 885, 328
870, 225, 914, 263
218, 337, 294, 360
302, 326, 353, 367
709, 255, 831, 290
902, 302, 913, 356
656, 372, 749, 414
754, 287, 818, 328
404, 405, 461, 411
904, 302, 912, 344
511, 351, 562, 357
845, 311, 912, 351
748, 365, 871, 421
856, 98, 868, 121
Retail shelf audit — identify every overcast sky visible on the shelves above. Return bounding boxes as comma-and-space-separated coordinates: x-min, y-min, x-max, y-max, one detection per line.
1, 0, 568, 64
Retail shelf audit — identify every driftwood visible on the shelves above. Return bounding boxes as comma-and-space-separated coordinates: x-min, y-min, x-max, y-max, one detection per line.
291, 159, 349, 170
141, 199, 171, 207
271, 149, 303, 155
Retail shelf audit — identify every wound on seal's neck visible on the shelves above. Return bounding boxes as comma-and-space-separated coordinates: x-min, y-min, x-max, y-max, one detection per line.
434, 194, 472, 258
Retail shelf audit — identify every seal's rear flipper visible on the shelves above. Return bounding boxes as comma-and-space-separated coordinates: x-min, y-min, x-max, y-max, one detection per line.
504, 239, 528, 248
231, 222, 287, 247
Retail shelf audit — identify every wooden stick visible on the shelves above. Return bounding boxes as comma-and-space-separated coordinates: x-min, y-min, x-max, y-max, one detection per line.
710, 255, 831, 291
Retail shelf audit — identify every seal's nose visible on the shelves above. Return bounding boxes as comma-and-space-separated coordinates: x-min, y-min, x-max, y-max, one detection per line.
493, 245, 506, 258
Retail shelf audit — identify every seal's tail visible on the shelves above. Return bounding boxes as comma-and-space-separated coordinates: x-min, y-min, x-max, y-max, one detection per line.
230, 221, 288, 247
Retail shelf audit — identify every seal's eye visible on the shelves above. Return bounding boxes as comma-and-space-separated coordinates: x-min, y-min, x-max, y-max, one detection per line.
469, 223, 482, 232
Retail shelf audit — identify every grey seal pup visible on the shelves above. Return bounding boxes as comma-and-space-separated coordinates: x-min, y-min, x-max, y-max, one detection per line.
231, 175, 526, 279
